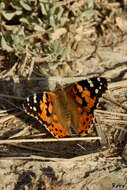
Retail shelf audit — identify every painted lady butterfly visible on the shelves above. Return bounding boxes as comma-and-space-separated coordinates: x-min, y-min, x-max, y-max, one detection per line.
22, 77, 107, 138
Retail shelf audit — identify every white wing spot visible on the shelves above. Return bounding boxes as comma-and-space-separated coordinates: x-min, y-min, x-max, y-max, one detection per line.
88, 80, 94, 87
33, 94, 37, 103
30, 106, 33, 110
95, 89, 99, 94
33, 106, 37, 111
27, 97, 29, 102
97, 77, 101, 81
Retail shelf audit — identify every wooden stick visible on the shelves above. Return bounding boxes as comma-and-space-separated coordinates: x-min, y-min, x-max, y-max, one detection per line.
0, 136, 101, 144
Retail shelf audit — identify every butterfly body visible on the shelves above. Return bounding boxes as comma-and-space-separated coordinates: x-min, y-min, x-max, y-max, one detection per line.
23, 77, 107, 138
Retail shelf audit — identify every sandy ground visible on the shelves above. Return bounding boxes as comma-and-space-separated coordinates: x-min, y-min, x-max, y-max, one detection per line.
0, 35, 127, 189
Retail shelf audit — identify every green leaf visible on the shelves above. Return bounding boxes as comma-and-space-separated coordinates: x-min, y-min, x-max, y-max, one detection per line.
34, 24, 44, 32
81, 10, 97, 19
54, 40, 59, 52
2, 10, 22, 20
20, 17, 30, 24
50, 5, 56, 16
56, 45, 63, 55
57, 7, 64, 21
49, 15, 56, 28
61, 46, 70, 60
88, 0, 94, 9
40, 3, 47, 16
10, 0, 22, 10
20, 1, 32, 11
0, 2, 5, 9
1, 36, 13, 52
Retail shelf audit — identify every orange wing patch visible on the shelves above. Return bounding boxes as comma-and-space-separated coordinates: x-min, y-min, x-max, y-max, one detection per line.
78, 112, 93, 136
47, 114, 70, 137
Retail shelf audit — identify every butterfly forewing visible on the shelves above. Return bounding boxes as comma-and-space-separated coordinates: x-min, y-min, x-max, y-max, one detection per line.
23, 91, 70, 137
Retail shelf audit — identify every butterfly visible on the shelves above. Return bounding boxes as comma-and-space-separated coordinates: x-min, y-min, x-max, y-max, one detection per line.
22, 77, 107, 138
